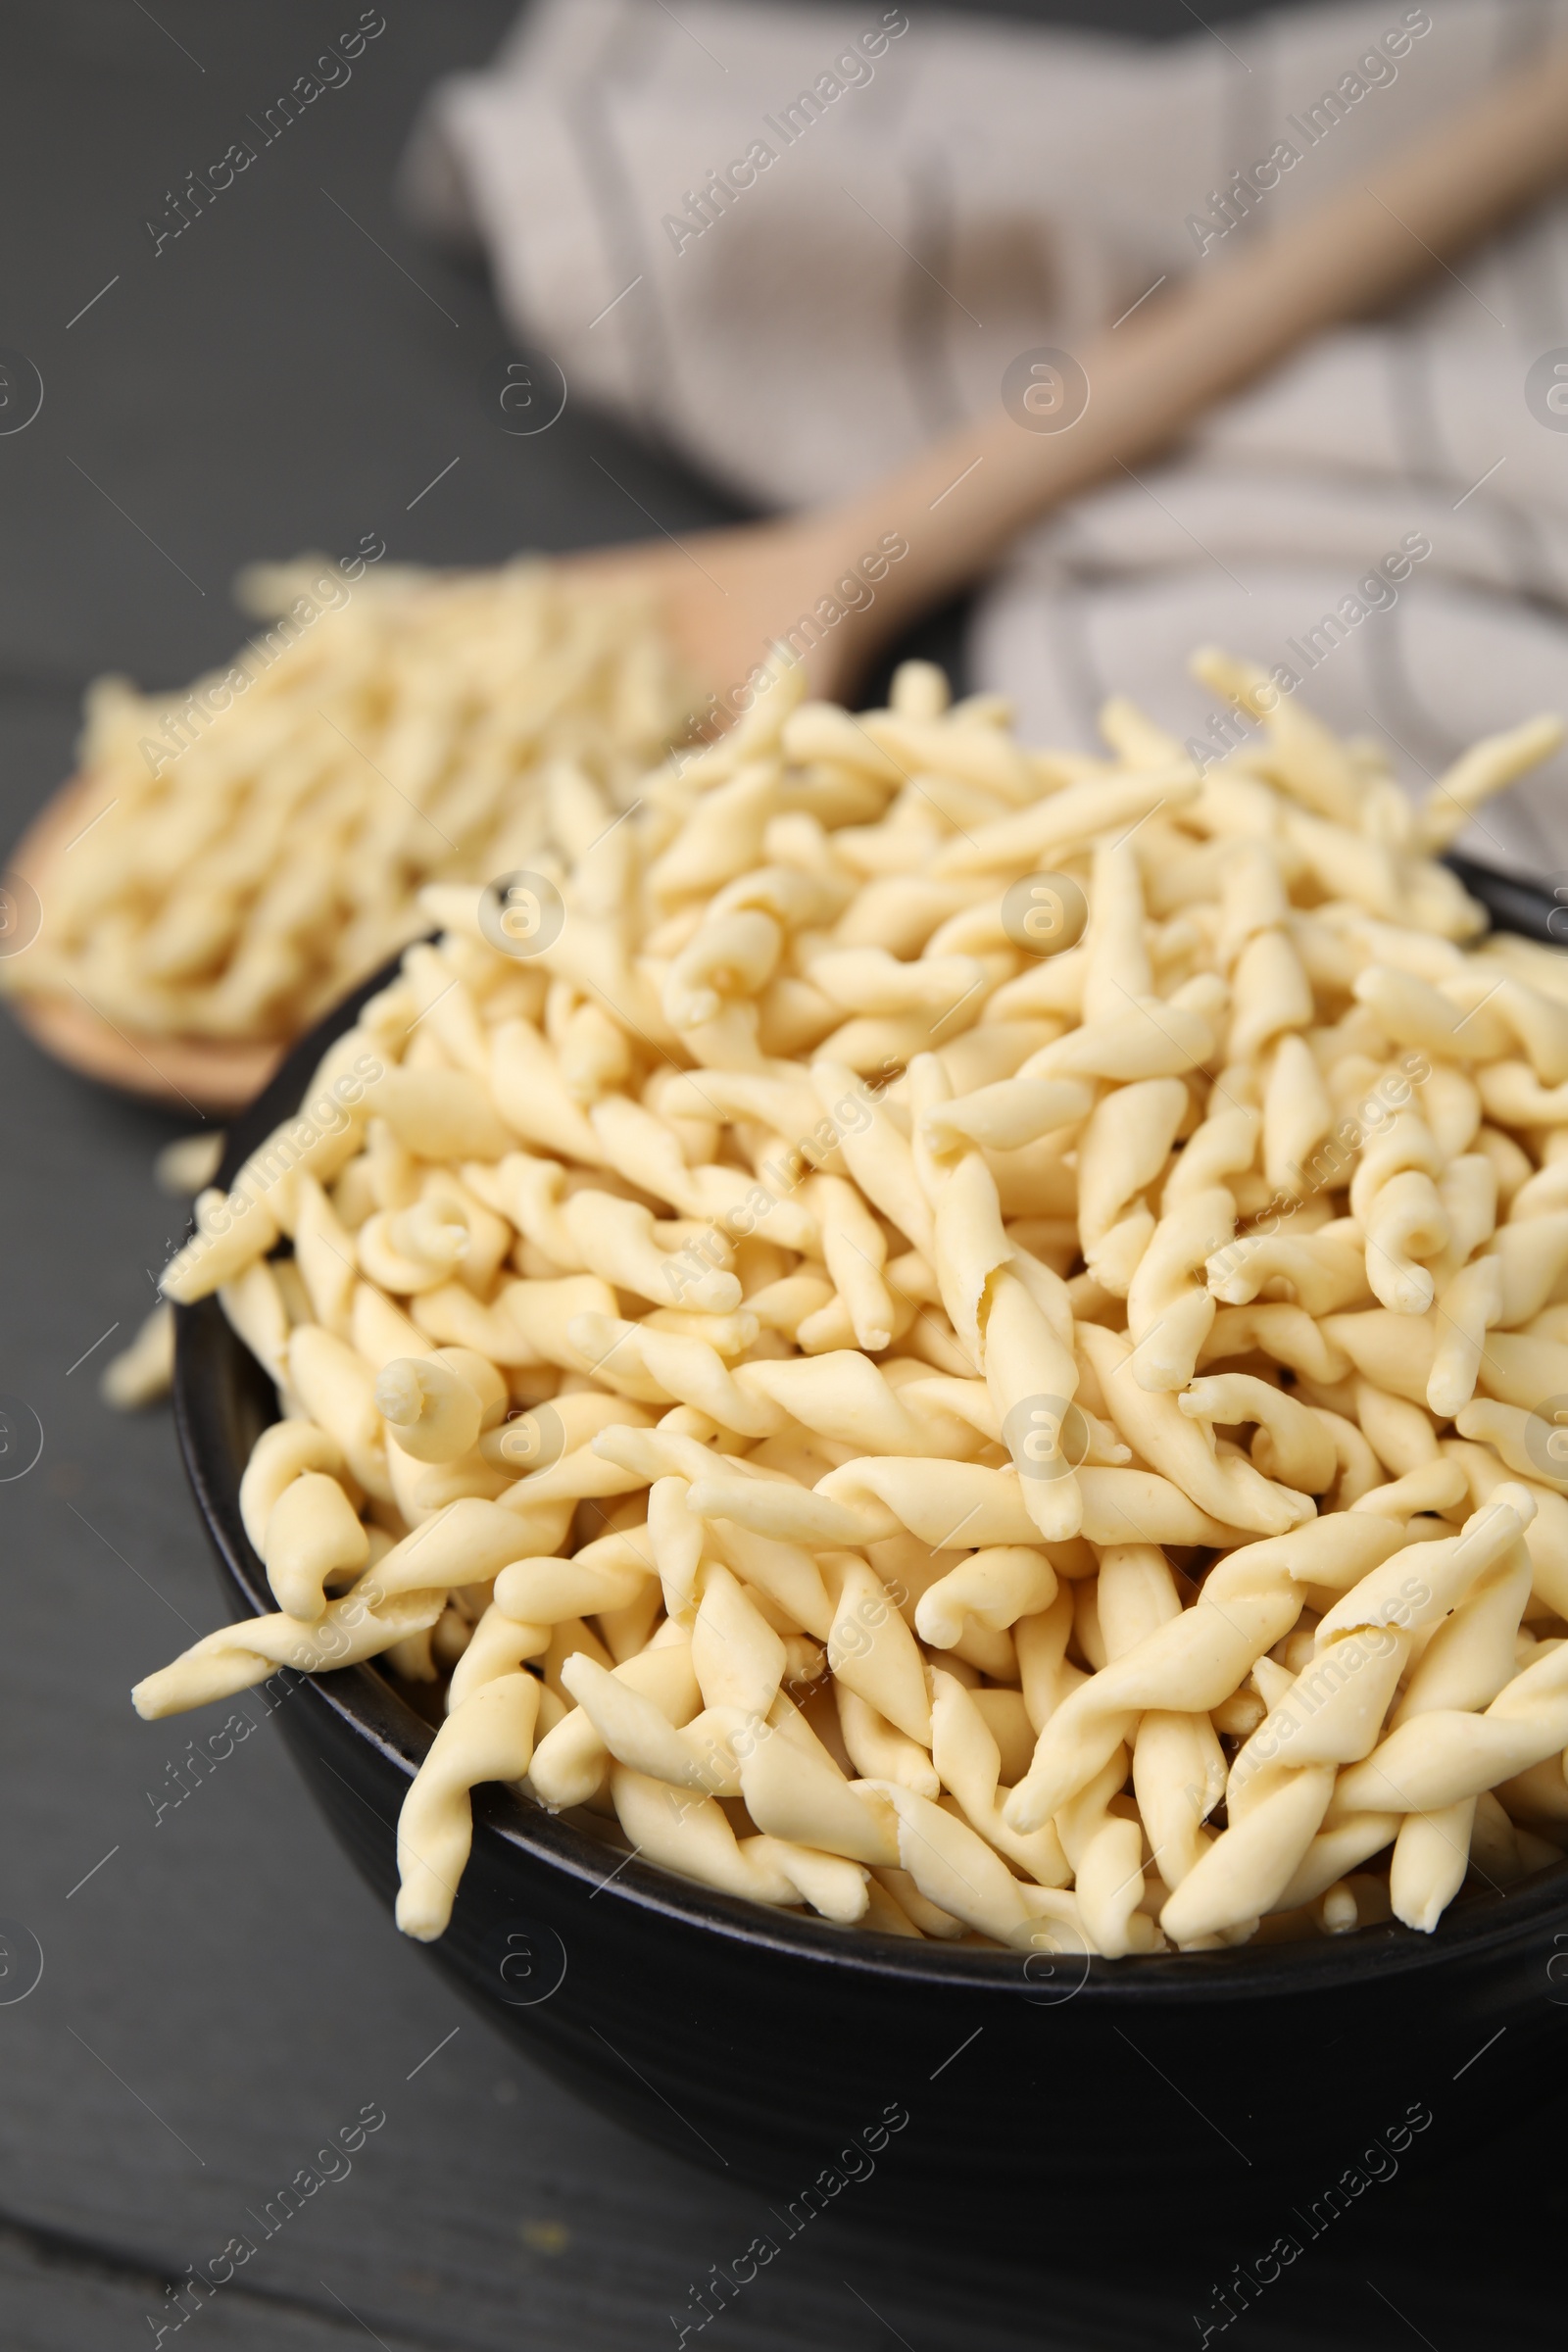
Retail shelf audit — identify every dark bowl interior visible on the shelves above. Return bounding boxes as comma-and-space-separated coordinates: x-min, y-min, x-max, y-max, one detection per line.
172, 938, 1568, 2243
1444, 854, 1565, 946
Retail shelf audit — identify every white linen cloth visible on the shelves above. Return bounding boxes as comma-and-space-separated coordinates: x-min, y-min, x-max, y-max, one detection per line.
402, 0, 1568, 877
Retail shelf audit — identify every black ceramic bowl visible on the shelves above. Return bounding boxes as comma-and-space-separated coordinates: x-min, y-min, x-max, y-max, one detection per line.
173, 952, 1568, 2233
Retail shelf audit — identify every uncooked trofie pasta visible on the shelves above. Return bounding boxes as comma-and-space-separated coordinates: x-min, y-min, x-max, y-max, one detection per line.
3, 556, 691, 1042
134, 648, 1568, 1959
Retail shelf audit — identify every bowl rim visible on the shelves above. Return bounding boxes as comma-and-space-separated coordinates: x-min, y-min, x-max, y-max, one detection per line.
171, 956, 1568, 2005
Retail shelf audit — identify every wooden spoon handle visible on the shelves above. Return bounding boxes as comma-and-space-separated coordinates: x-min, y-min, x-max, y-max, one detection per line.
809, 38, 1568, 638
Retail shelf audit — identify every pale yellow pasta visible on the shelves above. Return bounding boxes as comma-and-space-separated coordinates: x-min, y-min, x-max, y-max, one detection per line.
7, 560, 692, 1042
99, 1302, 175, 1412
1384, 1524, 1534, 1930
396, 1673, 542, 1940
1160, 1491, 1534, 1943
131, 650, 1568, 1955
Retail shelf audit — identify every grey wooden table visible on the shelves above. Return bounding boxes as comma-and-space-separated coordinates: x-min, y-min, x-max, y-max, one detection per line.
0, 5, 1559, 2346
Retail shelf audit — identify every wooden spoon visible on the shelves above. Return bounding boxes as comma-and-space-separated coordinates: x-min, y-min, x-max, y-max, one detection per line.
12, 39, 1568, 1114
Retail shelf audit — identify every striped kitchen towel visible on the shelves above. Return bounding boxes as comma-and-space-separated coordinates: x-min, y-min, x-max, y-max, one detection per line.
403, 0, 1568, 875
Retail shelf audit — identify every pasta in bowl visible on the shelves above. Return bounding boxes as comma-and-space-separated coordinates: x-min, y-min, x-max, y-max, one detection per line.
156, 652, 1568, 2196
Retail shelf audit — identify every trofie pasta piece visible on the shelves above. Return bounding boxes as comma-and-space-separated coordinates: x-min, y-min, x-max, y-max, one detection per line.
100, 1301, 176, 1411
135, 653, 1568, 1954
396, 1673, 542, 1940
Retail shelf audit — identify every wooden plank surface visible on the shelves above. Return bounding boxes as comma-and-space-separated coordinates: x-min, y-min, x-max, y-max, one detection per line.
0, 5, 1563, 2348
